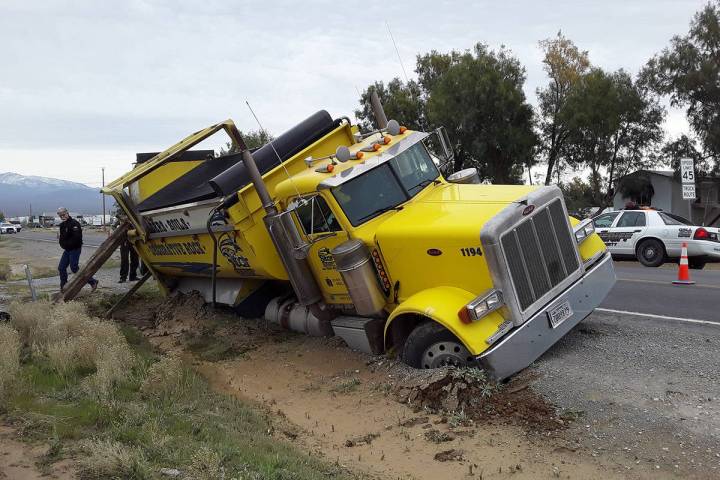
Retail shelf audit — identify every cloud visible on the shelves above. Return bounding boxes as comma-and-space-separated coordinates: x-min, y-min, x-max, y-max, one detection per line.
0, 0, 707, 181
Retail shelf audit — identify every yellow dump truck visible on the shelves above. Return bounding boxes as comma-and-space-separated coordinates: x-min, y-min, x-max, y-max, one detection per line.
103, 106, 615, 379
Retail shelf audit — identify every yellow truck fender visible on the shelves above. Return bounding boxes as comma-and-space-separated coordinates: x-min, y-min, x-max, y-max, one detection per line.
385, 286, 507, 356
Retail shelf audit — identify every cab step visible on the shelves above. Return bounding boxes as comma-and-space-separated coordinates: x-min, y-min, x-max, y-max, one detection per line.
331, 316, 385, 355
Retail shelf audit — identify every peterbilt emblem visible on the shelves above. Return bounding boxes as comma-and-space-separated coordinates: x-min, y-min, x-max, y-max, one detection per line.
522, 204, 536, 216
427, 248, 443, 256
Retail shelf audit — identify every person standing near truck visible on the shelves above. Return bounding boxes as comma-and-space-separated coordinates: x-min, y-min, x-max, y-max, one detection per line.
118, 229, 139, 282
57, 207, 98, 292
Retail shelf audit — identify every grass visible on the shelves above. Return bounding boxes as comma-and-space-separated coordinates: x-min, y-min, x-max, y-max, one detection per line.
329, 377, 361, 394
1, 300, 358, 479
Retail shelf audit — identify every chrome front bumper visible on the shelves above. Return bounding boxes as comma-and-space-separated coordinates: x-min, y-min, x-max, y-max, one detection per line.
477, 252, 616, 380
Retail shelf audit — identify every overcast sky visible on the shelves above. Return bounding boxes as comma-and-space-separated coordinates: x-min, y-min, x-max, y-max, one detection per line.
0, 0, 708, 188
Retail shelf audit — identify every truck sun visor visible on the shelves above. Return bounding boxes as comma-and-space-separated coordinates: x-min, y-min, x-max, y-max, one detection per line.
208, 110, 337, 197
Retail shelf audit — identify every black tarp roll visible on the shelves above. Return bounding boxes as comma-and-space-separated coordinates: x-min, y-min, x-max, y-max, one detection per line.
208, 110, 337, 196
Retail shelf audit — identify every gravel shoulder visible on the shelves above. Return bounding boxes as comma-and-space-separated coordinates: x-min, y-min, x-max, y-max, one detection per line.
533, 312, 720, 477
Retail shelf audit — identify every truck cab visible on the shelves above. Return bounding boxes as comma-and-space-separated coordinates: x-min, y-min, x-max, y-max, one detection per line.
103, 110, 615, 380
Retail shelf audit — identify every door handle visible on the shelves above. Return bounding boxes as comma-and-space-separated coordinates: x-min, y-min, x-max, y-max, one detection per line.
633, 229, 642, 233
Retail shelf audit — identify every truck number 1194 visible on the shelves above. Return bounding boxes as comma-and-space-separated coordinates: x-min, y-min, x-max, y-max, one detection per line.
460, 247, 483, 257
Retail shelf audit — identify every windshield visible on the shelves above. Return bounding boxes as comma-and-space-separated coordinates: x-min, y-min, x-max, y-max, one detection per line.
331, 142, 440, 226
390, 142, 440, 196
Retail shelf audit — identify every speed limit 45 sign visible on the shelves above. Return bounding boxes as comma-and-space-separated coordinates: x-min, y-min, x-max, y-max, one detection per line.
680, 158, 696, 200
681, 158, 695, 183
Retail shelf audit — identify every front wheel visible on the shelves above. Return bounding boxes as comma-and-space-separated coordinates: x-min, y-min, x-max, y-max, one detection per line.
401, 321, 475, 369
636, 239, 665, 267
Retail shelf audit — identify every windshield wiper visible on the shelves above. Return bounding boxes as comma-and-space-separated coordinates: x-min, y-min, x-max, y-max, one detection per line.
357, 205, 403, 223
411, 178, 440, 192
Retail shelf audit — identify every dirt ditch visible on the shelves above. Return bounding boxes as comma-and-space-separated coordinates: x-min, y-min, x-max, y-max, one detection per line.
108, 292, 641, 479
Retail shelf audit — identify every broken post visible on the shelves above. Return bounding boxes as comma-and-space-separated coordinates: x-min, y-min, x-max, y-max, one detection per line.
24, 264, 37, 301
104, 271, 152, 318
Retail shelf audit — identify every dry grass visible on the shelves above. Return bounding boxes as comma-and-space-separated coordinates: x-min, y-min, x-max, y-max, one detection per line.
82, 343, 136, 399
0, 324, 21, 399
77, 438, 150, 479
188, 445, 224, 480
8, 300, 136, 391
140, 354, 185, 400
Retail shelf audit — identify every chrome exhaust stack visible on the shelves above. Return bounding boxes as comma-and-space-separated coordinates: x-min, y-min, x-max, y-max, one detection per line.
238, 142, 324, 307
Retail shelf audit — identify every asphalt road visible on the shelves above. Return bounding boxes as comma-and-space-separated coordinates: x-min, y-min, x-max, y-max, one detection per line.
7, 229, 108, 247
602, 262, 720, 322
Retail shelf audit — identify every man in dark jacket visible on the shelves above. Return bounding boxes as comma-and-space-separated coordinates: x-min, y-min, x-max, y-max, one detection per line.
57, 207, 98, 292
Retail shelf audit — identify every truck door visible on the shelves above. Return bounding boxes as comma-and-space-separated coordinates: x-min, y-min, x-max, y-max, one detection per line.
610, 211, 648, 255
290, 195, 352, 304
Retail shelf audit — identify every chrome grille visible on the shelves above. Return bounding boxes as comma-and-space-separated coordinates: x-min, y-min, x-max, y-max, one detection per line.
500, 199, 580, 311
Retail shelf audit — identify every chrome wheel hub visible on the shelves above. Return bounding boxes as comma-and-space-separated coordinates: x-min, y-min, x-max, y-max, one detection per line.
421, 341, 473, 369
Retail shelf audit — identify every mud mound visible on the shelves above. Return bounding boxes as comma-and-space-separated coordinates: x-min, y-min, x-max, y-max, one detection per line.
152, 291, 208, 335
395, 367, 562, 432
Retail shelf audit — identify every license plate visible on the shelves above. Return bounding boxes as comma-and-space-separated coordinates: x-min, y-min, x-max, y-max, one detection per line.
547, 300, 573, 328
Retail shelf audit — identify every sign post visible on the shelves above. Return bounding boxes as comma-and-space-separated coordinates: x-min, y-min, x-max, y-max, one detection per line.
680, 158, 695, 221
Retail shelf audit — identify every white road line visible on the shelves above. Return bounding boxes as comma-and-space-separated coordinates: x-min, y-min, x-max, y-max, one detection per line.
617, 277, 720, 289
596, 307, 720, 326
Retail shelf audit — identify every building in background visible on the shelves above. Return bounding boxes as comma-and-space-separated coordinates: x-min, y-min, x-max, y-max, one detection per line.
613, 170, 720, 226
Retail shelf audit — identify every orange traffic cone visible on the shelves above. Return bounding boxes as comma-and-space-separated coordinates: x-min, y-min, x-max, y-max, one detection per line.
672, 242, 695, 285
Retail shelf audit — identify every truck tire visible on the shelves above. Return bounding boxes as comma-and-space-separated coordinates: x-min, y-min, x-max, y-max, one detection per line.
636, 239, 665, 267
401, 321, 475, 369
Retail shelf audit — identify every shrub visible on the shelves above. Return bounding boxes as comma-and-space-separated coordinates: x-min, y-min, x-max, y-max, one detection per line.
8, 300, 53, 345
0, 324, 21, 399
82, 343, 136, 399
77, 438, 150, 479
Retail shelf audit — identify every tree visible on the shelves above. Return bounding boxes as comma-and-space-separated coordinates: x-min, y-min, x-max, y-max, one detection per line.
642, 1, 720, 171
560, 177, 595, 217
424, 44, 537, 183
0, 211, 4, 222
356, 44, 537, 184
658, 134, 717, 177
218, 129, 273, 156
537, 32, 590, 185
354, 79, 425, 132
559, 68, 664, 205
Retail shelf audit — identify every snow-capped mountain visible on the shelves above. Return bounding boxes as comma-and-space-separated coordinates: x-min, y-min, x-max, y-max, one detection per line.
0, 172, 101, 217
0, 172, 92, 190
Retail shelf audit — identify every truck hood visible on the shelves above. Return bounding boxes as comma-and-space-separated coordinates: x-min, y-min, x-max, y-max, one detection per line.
373, 183, 539, 299
376, 183, 539, 242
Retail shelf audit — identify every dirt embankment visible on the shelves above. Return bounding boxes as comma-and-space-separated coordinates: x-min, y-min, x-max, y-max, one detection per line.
107, 292, 650, 480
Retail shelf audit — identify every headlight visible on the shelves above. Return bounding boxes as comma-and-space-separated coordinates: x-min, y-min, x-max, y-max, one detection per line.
574, 219, 595, 244
458, 289, 504, 324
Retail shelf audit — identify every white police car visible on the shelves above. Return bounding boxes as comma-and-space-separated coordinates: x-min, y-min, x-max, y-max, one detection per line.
593, 209, 720, 269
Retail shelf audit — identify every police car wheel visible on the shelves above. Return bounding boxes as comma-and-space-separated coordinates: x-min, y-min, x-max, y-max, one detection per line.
636, 239, 665, 267
402, 321, 475, 369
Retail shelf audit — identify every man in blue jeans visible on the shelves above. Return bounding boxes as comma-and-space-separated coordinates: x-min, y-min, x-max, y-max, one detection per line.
57, 207, 98, 292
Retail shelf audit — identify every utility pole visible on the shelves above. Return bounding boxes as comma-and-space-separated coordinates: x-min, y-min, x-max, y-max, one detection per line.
101, 167, 106, 231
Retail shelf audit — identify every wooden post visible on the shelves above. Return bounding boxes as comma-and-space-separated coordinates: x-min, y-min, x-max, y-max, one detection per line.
54, 222, 130, 303
105, 271, 152, 318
